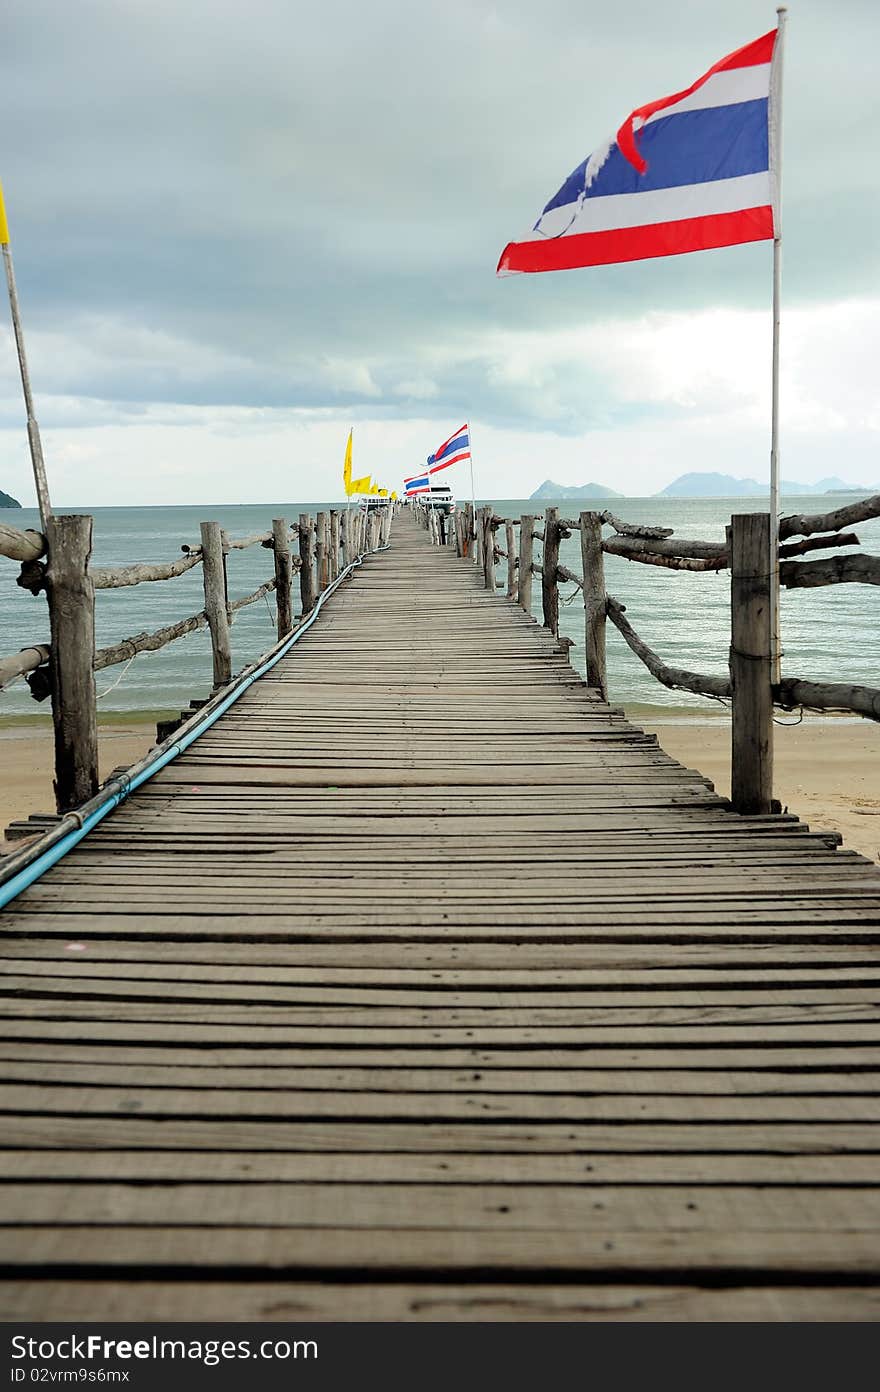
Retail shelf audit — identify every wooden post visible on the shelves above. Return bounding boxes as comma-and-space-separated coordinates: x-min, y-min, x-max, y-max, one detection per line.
272, 517, 293, 639
315, 511, 329, 591
517, 514, 535, 614
329, 511, 340, 581
730, 512, 774, 815
369, 511, 381, 552
45, 514, 98, 812
200, 521, 232, 687
339, 511, 348, 569
542, 506, 560, 635
580, 511, 607, 701
483, 510, 496, 591
298, 514, 315, 614
506, 520, 517, 598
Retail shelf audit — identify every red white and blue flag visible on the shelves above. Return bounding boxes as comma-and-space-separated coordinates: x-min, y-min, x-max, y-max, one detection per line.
427, 423, 471, 473
404, 472, 431, 495
497, 28, 780, 275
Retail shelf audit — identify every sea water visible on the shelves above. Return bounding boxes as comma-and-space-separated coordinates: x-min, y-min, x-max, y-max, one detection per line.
0, 497, 877, 719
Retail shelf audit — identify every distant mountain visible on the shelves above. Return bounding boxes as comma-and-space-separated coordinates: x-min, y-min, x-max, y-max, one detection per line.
656, 472, 877, 498
529, 479, 624, 501
0, 488, 22, 508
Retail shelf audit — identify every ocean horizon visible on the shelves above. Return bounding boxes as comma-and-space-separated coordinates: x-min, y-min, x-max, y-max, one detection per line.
2, 494, 877, 721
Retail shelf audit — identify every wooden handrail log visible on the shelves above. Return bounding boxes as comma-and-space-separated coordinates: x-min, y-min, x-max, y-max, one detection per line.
779, 493, 880, 541
602, 535, 726, 561
92, 537, 307, 589
777, 531, 860, 559
775, 676, 880, 721
0, 522, 45, 563
94, 612, 208, 671
226, 530, 273, 551
611, 549, 727, 573
530, 562, 543, 576
532, 528, 545, 542
780, 553, 880, 589
229, 578, 277, 612
0, 643, 50, 689
606, 596, 732, 699
599, 512, 674, 540
556, 564, 583, 588
92, 553, 202, 589
181, 527, 295, 555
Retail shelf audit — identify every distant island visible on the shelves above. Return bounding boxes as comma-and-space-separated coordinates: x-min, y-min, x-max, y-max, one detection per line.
656, 472, 878, 498
532, 472, 879, 500
0, 488, 22, 509
529, 479, 624, 501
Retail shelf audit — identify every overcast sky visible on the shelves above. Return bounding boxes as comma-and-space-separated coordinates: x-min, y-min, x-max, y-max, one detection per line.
1, 0, 877, 505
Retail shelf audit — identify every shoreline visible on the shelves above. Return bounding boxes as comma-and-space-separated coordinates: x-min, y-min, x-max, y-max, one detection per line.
2, 708, 877, 864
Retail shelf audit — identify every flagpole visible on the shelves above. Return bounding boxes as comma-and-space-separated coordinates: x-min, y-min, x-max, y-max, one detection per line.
0, 185, 52, 529
346, 426, 352, 521
467, 418, 478, 565
769, 6, 787, 684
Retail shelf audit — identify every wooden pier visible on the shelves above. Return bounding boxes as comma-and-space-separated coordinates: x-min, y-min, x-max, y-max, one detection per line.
2, 510, 880, 1320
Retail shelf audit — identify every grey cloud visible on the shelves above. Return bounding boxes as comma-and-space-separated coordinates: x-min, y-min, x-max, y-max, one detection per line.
1, 0, 877, 428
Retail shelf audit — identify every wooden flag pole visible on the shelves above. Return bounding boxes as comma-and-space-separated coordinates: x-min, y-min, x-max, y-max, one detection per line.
0, 184, 52, 529
769, 6, 788, 683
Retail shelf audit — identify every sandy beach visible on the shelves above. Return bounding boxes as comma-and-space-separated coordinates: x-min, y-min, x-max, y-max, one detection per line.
1, 710, 878, 863
641, 714, 880, 864
0, 719, 158, 848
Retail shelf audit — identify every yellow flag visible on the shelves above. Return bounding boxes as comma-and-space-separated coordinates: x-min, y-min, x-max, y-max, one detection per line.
369, 483, 379, 494
378, 488, 388, 497
350, 474, 371, 494
342, 429, 353, 495
0, 181, 9, 244
391, 491, 398, 500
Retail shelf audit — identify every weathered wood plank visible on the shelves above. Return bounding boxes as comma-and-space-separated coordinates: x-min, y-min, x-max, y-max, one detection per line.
3, 1226, 880, 1273
4, 1183, 880, 1231
3, 1281, 878, 1322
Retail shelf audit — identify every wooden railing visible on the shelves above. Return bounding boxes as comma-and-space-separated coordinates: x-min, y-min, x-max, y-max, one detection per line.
420, 494, 880, 816
1, 505, 393, 814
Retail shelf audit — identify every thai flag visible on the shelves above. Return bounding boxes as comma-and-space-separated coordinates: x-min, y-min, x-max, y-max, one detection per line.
498, 28, 779, 274
427, 423, 470, 474
404, 472, 431, 495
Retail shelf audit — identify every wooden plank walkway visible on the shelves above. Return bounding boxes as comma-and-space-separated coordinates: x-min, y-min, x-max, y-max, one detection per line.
1, 510, 880, 1321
